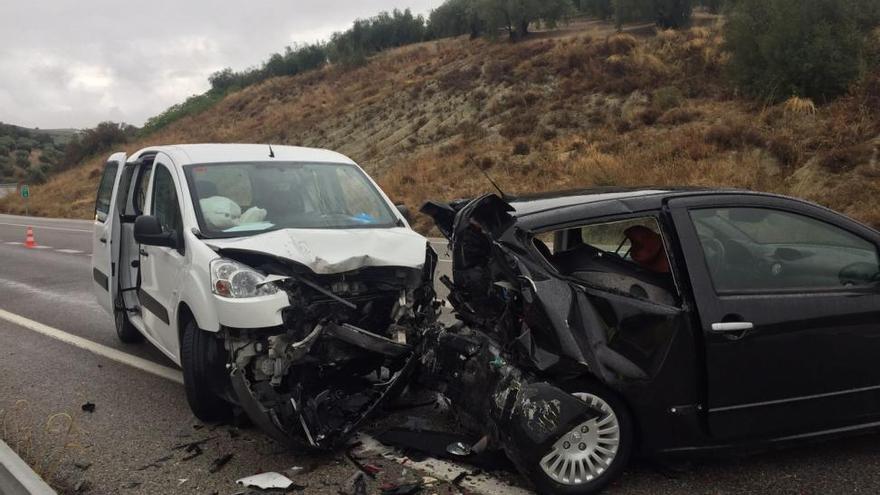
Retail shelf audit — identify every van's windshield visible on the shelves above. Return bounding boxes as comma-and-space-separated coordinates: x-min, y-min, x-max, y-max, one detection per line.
184, 162, 397, 237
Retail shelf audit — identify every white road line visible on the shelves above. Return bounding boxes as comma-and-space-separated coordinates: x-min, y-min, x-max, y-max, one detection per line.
56, 249, 84, 254
0, 308, 183, 385
32, 245, 52, 250
4, 241, 22, 245
0, 222, 92, 233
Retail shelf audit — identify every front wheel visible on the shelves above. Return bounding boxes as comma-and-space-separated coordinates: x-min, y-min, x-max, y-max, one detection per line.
181, 320, 232, 422
528, 387, 634, 495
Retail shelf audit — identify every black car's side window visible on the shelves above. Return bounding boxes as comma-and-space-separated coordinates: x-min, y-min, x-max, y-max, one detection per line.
536, 217, 678, 306
691, 207, 880, 292
150, 163, 184, 251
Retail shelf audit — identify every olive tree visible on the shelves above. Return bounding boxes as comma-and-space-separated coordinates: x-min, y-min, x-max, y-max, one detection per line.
475, 0, 574, 40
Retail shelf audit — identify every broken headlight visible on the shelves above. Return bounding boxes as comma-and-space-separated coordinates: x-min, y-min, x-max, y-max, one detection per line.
210, 258, 278, 298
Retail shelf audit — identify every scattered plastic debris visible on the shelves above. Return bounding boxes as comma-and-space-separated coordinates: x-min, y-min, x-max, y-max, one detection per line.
209, 453, 234, 473
236, 472, 295, 490
363, 463, 384, 475
446, 442, 471, 457
81, 402, 95, 413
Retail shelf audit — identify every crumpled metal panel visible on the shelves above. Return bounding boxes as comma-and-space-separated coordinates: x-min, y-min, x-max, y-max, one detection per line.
205, 227, 428, 274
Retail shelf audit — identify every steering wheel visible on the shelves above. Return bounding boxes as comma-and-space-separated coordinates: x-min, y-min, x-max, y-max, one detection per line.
839, 262, 880, 287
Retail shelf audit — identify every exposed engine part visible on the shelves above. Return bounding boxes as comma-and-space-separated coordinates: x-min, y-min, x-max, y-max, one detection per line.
221, 247, 439, 450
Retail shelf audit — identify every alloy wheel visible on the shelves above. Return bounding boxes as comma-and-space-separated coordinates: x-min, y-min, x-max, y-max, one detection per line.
538, 392, 621, 486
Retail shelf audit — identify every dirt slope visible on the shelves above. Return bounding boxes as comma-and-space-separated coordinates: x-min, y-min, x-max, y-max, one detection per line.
3, 20, 879, 233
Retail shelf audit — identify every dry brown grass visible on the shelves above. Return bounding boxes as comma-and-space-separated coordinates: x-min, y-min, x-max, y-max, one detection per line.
2, 22, 879, 233
783, 96, 818, 116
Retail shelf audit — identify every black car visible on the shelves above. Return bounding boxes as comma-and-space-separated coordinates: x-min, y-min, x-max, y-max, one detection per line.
419, 187, 880, 494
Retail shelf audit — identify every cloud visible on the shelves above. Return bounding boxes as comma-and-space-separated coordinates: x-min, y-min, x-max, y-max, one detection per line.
0, 0, 443, 129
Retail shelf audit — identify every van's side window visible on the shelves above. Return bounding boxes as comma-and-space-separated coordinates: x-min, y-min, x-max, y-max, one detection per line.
151, 164, 183, 251
94, 162, 118, 222
133, 163, 153, 215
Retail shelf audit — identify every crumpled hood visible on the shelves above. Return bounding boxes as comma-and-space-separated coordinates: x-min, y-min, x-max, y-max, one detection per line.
205, 227, 428, 274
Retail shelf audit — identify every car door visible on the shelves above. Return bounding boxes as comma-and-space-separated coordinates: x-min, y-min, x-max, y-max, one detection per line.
669, 195, 880, 440
91, 152, 126, 314
139, 154, 187, 357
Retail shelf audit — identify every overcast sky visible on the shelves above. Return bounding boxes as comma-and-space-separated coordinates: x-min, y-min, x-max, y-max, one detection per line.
0, 1, 443, 130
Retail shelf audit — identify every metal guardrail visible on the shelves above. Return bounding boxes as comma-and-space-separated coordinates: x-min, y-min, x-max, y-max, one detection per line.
0, 439, 57, 495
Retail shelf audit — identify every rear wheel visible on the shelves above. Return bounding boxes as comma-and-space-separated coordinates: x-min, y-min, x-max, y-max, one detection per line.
181, 320, 232, 422
527, 386, 634, 495
113, 295, 143, 343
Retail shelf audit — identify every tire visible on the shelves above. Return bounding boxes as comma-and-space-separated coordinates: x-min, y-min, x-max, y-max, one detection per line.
181, 319, 233, 422
524, 383, 635, 495
114, 295, 143, 343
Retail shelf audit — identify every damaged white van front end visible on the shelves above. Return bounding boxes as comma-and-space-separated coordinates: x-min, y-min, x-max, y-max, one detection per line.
206, 228, 437, 449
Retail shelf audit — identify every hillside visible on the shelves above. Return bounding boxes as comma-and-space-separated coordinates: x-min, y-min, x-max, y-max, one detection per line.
3, 19, 879, 233
0, 123, 72, 185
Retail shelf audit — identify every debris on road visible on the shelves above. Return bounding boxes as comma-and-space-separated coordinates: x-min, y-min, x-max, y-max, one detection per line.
379, 481, 422, 495
136, 454, 173, 471
180, 442, 203, 461
376, 429, 513, 472
346, 448, 379, 479
81, 402, 95, 413
208, 453, 234, 473
236, 472, 295, 490
171, 436, 217, 451
342, 471, 368, 495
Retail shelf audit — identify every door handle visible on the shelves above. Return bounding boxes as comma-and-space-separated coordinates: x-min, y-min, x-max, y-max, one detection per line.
139, 247, 149, 257
99, 237, 107, 244
711, 322, 754, 332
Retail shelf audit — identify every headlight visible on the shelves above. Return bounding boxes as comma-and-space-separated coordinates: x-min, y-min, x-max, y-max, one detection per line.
210, 259, 279, 298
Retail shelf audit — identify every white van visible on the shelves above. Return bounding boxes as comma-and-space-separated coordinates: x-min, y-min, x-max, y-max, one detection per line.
91, 144, 437, 448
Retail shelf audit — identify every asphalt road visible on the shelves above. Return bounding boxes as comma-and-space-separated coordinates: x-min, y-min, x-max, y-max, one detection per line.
4, 215, 880, 494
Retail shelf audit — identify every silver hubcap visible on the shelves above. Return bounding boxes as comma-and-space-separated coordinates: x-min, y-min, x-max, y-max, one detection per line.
539, 392, 620, 486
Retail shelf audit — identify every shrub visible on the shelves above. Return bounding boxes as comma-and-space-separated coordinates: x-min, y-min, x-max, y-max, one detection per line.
500, 112, 540, 138
658, 107, 700, 125
766, 134, 801, 167
652, 86, 684, 111
513, 141, 531, 155
705, 119, 765, 149
725, 0, 867, 103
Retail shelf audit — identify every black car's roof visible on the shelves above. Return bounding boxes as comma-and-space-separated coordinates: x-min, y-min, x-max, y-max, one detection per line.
507, 186, 744, 217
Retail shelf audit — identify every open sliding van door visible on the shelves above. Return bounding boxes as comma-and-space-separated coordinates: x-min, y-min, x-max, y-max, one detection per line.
91, 152, 127, 315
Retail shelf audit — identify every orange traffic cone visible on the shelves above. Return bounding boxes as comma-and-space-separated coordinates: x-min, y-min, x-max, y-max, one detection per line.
25, 226, 37, 248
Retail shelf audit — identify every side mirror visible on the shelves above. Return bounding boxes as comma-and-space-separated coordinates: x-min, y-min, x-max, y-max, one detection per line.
396, 204, 412, 223
134, 215, 177, 248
